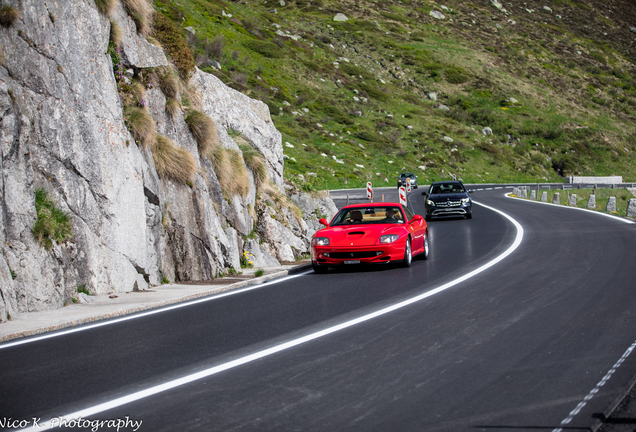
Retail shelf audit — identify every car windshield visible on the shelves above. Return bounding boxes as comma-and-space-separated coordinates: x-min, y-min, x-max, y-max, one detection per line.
331, 206, 405, 226
430, 183, 465, 194
401, 173, 415, 178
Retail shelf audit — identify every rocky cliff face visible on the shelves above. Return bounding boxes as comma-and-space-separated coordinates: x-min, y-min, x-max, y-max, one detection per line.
0, 0, 337, 320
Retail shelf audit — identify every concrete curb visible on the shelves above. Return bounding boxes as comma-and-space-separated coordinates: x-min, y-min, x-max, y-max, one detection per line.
0, 264, 313, 344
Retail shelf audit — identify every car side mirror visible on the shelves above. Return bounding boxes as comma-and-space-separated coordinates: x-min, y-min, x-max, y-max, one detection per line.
410, 215, 423, 224
319, 218, 329, 226
421, 192, 427, 196
468, 190, 474, 194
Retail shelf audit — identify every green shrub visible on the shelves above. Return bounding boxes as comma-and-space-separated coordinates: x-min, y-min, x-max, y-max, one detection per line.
77, 285, 91, 295
358, 83, 389, 101
152, 134, 196, 183
152, 13, 196, 77
445, 66, 470, 84
0, 5, 19, 27
32, 189, 73, 250
124, 106, 156, 148
185, 110, 218, 154
243, 39, 284, 58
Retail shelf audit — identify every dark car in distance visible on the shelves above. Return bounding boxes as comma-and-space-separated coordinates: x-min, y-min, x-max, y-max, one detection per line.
423, 181, 473, 221
397, 172, 418, 189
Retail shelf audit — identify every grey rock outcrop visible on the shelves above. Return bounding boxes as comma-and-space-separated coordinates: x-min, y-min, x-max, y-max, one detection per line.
192, 69, 284, 187
0, 0, 335, 321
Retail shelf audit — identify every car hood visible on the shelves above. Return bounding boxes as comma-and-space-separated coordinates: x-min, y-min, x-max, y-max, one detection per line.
428, 192, 468, 201
315, 224, 405, 247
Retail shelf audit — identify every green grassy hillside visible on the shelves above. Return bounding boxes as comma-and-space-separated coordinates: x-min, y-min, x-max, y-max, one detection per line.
154, 0, 636, 190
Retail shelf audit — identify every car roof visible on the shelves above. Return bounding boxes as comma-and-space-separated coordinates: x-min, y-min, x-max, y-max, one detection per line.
341, 202, 403, 210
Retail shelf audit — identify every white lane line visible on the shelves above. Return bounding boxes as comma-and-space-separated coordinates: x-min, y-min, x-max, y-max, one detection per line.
552, 339, 636, 432
505, 193, 635, 225
20, 201, 524, 431
0, 272, 312, 350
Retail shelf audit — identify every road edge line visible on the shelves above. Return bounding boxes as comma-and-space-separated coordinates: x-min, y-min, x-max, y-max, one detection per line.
19, 201, 524, 431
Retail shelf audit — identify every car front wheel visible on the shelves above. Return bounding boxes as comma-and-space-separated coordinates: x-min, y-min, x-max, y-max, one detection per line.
422, 234, 429, 260
402, 238, 412, 267
312, 262, 328, 273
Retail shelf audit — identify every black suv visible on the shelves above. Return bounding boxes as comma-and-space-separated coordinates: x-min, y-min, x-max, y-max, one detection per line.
423, 181, 473, 220
397, 172, 418, 189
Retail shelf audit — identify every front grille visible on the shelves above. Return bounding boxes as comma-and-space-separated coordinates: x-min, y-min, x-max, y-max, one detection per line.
434, 200, 461, 207
328, 251, 380, 259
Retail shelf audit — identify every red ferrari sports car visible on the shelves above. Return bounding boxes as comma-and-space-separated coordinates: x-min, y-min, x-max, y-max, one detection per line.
311, 202, 429, 273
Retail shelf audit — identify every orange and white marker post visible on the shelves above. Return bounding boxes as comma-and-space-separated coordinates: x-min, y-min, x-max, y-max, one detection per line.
399, 186, 407, 205
406, 181, 412, 193
367, 181, 373, 202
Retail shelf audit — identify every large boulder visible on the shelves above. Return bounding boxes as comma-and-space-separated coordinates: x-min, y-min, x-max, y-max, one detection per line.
192, 69, 284, 187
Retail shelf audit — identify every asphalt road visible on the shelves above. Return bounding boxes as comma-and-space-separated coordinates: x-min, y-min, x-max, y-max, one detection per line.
2, 187, 636, 432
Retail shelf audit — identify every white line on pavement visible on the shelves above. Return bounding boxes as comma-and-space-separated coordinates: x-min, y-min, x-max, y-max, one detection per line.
0, 271, 312, 350
20, 201, 524, 431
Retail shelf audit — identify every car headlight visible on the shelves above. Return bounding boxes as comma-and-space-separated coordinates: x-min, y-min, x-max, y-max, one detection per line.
462, 197, 471, 205
426, 199, 435, 206
378, 234, 399, 244
313, 237, 330, 246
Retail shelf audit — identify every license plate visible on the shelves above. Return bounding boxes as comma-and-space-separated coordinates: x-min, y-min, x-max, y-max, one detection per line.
344, 260, 360, 264
444, 208, 454, 211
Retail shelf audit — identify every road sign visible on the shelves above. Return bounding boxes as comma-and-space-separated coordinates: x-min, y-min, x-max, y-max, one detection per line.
452, 173, 457, 181
399, 186, 407, 205
406, 181, 412, 193
366, 182, 372, 199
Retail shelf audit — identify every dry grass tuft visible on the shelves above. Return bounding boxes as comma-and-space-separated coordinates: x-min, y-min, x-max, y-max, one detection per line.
109, 18, 122, 45
0, 5, 19, 27
158, 67, 179, 99
185, 110, 219, 154
165, 98, 181, 121
184, 84, 203, 111
124, 106, 155, 148
131, 81, 146, 102
120, 0, 154, 35
206, 145, 250, 198
237, 141, 267, 187
152, 134, 196, 183
146, 36, 163, 49
95, 0, 116, 16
